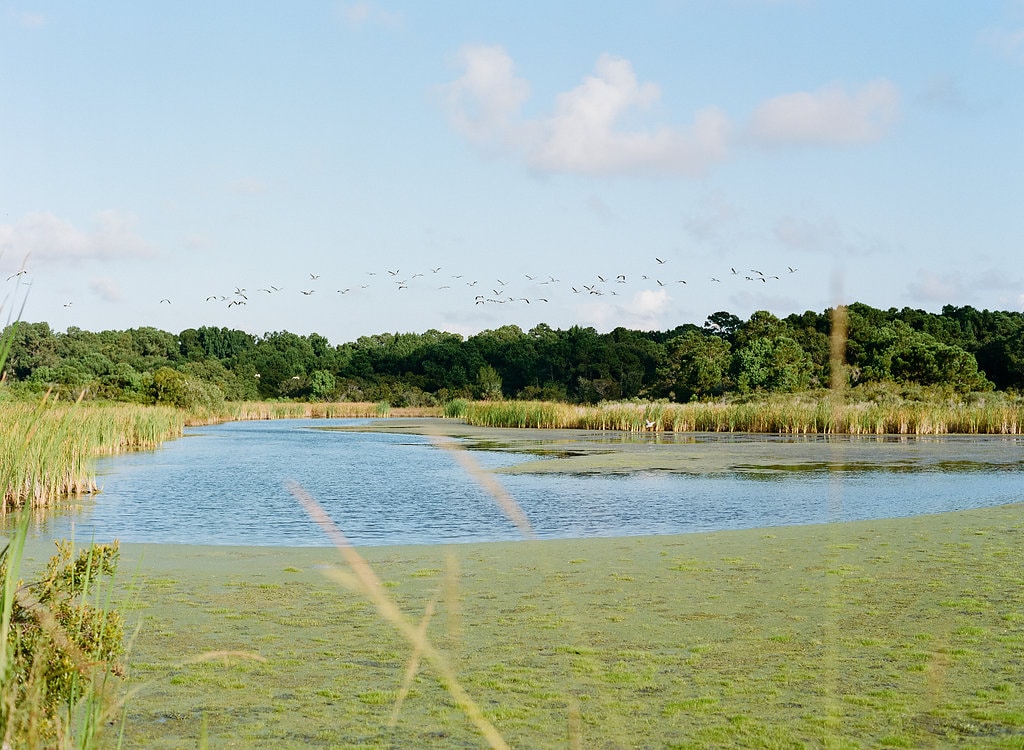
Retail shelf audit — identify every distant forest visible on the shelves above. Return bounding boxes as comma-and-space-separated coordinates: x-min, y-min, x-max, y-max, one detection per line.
2, 303, 1022, 409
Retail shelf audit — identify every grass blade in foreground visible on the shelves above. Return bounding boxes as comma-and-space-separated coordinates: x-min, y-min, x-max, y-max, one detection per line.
288, 481, 511, 750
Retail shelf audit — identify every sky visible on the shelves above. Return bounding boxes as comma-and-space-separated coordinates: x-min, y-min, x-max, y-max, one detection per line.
1, 1, 1022, 346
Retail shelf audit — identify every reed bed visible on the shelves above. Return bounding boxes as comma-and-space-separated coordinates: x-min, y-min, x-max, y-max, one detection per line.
194, 401, 440, 425
1, 402, 186, 510
461, 397, 1024, 435
1, 399, 442, 509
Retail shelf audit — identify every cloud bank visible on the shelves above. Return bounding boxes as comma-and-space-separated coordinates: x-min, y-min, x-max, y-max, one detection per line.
440, 45, 901, 177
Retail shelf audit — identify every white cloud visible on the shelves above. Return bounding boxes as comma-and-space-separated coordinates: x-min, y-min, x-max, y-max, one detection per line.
906, 270, 960, 303
772, 215, 881, 257
580, 287, 671, 330
440, 46, 730, 176
528, 54, 731, 176
338, 2, 403, 28
746, 79, 900, 145
908, 267, 1022, 306
919, 75, 967, 111
88, 277, 123, 303
10, 10, 47, 28
774, 215, 844, 254
585, 194, 613, 219
0, 211, 153, 267
441, 46, 899, 176
440, 44, 532, 149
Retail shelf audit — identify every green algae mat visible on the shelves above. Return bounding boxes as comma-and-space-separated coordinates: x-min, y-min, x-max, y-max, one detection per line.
21, 503, 1024, 748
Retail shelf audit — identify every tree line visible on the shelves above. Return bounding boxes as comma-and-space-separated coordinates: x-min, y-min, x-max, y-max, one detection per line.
2, 303, 1021, 409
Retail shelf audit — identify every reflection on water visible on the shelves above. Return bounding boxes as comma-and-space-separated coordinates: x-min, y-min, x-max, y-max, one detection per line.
9, 419, 1024, 547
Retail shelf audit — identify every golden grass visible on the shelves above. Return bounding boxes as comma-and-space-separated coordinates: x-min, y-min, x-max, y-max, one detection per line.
189, 401, 440, 425
461, 396, 1024, 435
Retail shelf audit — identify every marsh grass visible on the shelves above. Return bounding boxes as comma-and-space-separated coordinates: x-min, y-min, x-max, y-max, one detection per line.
200, 401, 438, 423
0, 401, 187, 511
0, 399, 441, 511
460, 394, 1024, 435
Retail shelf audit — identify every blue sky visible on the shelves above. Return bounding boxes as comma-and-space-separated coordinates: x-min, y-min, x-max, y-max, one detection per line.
1, 1, 1022, 345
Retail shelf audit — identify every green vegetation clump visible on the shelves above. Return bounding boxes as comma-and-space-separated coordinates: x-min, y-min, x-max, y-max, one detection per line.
1, 528, 125, 748
442, 398, 470, 418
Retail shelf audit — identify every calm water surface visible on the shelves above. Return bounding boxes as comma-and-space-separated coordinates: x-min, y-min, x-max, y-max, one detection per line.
19, 419, 1024, 546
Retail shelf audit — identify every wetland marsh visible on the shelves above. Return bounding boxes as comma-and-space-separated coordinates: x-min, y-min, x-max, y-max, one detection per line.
8, 418, 1024, 747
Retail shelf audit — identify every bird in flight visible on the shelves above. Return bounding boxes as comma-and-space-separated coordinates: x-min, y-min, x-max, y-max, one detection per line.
656, 257, 666, 264
300, 290, 315, 295
309, 273, 320, 280
159, 298, 171, 304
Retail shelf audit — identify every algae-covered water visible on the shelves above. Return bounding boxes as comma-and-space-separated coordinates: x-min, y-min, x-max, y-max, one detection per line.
17, 504, 1023, 749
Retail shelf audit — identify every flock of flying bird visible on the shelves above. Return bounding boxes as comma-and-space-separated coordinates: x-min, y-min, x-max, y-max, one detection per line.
6, 257, 799, 313
169, 257, 800, 312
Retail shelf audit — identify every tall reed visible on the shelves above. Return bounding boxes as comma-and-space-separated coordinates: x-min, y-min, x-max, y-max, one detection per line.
194, 400, 440, 424
0, 401, 186, 511
460, 397, 1024, 435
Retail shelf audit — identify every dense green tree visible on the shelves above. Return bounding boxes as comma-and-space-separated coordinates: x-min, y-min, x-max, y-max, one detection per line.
310, 369, 337, 401
849, 319, 992, 392
470, 325, 537, 397
703, 311, 743, 340
2, 322, 60, 379
179, 326, 256, 361
152, 366, 224, 410
732, 336, 815, 393
1, 301, 1018, 406
650, 330, 732, 401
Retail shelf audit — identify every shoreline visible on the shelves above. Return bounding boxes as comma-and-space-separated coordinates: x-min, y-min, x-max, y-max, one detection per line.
15, 498, 1022, 569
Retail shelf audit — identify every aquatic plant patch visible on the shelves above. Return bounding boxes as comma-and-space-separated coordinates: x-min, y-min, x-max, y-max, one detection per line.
14, 504, 1017, 748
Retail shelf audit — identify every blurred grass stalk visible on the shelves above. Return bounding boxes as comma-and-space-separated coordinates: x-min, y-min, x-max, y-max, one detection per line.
289, 481, 512, 750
